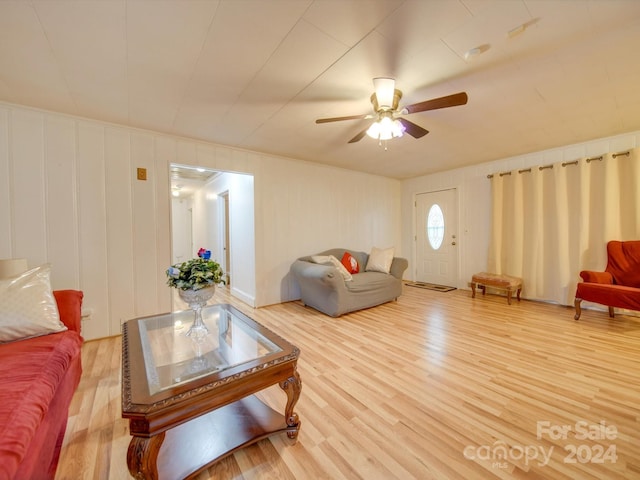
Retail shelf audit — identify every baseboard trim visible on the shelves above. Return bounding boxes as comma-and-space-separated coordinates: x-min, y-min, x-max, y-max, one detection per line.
231, 286, 256, 307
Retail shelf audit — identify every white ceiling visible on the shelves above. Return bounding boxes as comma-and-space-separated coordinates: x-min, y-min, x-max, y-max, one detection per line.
2, 0, 640, 179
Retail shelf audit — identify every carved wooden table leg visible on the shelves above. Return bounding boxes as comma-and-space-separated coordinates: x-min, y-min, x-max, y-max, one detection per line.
127, 432, 165, 480
279, 369, 302, 440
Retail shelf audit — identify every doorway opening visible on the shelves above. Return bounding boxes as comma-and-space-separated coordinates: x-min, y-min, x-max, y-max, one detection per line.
169, 164, 256, 308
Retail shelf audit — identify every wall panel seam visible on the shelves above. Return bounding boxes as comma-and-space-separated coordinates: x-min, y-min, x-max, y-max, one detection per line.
7, 109, 14, 258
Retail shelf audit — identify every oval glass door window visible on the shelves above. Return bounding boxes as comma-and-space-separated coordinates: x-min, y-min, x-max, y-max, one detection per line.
427, 204, 445, 250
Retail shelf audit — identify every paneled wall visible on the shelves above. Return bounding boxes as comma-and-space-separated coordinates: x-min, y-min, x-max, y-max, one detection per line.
0, 102, 402, 340
402, 129, 640, 293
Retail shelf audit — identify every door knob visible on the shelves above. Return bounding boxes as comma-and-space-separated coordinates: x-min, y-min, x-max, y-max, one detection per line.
451, 241, 456, 246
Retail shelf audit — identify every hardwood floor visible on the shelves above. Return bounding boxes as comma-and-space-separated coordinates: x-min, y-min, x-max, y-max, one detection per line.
55, 286, 640, 479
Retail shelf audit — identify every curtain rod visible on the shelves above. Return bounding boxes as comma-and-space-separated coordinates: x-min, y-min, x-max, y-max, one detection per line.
487, 163, 567, 178
486, 150, 632, 179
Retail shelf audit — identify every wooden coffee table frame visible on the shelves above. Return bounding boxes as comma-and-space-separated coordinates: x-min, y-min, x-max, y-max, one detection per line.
121, 304, 301, 480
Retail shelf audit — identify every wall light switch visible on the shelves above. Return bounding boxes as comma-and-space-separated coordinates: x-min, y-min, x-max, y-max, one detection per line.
137, 168, 147, 181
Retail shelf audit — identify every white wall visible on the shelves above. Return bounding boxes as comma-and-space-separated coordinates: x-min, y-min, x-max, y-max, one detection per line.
402, 130, 640, 290
0, 102, 401, 339
253, 154, 402, 306
190, 181, 213, 258
227, 174, 255, 306
171, 196, 193, 264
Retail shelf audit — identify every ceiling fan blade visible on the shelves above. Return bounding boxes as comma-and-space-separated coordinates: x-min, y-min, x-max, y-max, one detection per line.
398, 118, 429, 138
316, 114, 371, 124
348, 127, 370, 143
402, 92, 468, 114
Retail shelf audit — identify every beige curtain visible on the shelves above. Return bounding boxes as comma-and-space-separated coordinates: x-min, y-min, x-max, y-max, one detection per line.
488, 147, 640, 305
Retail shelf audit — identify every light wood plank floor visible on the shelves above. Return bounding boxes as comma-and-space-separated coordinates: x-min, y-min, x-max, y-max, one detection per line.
55, 286, 640, 479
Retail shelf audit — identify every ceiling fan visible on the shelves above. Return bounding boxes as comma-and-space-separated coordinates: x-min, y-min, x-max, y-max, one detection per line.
315, 78, 468, 144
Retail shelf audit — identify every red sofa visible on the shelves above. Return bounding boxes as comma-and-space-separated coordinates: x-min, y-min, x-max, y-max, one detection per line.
0, 290, 83, 480
574, 240, 640, 320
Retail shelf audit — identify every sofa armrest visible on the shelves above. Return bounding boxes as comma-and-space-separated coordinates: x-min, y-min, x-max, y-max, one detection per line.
579, 270, 613, 284
290, 260, 343, 285
389, 257, 409, 280
53, 290, 84, 334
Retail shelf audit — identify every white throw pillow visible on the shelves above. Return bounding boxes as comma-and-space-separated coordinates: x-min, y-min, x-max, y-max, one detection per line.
310, 255, 332, 265
309, 255, 352, 281
365, 247, 395, 274
0, 264, 66, 343
327, 255, 353, 281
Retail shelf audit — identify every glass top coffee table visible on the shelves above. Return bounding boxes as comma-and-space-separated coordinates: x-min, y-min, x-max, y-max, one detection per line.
121, 303, 301, 480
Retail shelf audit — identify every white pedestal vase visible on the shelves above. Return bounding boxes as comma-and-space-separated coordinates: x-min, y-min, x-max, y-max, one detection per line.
178, 286, 215, 339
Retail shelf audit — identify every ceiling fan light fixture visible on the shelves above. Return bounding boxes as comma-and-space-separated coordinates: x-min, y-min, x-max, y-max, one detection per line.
372, 77, 396, 108
315, 77, 467, 145
366, 116, 405, 140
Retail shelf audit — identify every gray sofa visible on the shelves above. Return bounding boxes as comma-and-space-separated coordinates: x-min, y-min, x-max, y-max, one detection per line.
290, 248, 408, 317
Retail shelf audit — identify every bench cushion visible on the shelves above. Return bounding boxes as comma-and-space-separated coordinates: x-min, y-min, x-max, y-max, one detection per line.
471, 272, 522, 289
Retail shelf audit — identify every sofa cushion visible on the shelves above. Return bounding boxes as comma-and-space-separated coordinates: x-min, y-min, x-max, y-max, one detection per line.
0, 264, 66, 343
53, 290, 84, 334
606, 240, 640, 288
341, 252, 360, 274
346, 271, 396, 293
0, 330, 82, 479
365, 246, 395, 274
576, 282, 640, 311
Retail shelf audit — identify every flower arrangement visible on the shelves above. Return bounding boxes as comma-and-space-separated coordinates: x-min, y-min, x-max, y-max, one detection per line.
166, 249, 225, 291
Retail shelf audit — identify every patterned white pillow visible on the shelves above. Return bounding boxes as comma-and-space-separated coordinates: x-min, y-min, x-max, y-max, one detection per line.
0, 264, 66, 343
365, 247, 395, 274
328, 255, 353, 281
309, 255, 352, 281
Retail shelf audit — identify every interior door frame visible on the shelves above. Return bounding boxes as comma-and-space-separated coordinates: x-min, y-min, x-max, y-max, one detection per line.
218, 190, 231, 286
412, 186, 461, 287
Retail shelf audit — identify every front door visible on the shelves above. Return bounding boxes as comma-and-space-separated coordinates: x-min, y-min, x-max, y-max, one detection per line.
415, 189, 458, 287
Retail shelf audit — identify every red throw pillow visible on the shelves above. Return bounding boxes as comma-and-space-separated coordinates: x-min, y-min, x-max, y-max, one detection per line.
341, 252, 359, 274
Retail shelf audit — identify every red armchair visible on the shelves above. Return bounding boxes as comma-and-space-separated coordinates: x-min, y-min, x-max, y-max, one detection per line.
574, 240, 640, 320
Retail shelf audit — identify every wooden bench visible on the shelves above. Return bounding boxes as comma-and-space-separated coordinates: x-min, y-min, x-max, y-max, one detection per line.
469, 272, 522, 305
